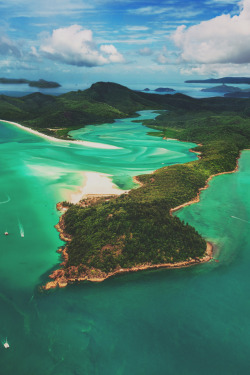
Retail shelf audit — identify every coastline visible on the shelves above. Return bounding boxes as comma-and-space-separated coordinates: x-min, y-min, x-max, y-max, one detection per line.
44, 221, 213, 289
0, 119, 121, 150
170, 153, 241, 215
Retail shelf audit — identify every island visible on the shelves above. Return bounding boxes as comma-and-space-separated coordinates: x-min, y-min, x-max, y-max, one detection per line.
0, 78, 61, 88
155, 87, 175, 92
1, 82, 250, 288
143, 87, 175, 92
186, 77, 250, 84
201, 84, 241, 93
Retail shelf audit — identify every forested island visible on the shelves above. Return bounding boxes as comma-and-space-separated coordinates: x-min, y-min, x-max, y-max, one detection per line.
1, 82, 250, 287
0, 78, 61, 88
143, 87, 175, 92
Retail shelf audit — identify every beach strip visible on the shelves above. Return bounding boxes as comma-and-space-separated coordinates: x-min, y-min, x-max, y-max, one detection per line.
0, 119, 121, 150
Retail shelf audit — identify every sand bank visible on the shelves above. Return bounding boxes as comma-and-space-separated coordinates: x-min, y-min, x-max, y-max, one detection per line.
68, 171, 129, 203
1, 119, 121, 149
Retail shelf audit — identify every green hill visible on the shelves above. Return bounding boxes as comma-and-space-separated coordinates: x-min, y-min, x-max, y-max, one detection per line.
0, 82, 166, 136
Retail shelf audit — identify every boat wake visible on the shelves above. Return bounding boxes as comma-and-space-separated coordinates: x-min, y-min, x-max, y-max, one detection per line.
231, 216, 250, 224
18, 218, 24, 237
0, 195, 10, 205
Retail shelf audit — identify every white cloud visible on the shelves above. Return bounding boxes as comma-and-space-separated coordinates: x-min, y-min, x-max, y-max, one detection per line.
126, 26, 149, 31
129, 5, 202, 18
155, 46, 176, 65
172, 0, 250, 64
137, 47, 153, 56
0, 58, 36, 71
40, 25, 124, 67
0, 0, 93, 18
129, 6, 167, 15
180, 62, 250, 77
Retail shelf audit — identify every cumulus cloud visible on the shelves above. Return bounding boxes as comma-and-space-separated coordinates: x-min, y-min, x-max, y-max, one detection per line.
40, 25, 124, 67
172, 0, 250, 64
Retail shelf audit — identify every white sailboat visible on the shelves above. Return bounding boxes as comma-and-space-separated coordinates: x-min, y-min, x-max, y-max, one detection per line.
2, 338, 10, 348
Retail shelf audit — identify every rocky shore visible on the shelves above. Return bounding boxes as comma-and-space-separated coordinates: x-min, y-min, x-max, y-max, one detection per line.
43, 200, 214, 290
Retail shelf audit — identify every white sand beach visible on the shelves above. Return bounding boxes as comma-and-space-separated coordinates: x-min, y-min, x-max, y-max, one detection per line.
1, 119, 121, 150
69, 171, 129, 203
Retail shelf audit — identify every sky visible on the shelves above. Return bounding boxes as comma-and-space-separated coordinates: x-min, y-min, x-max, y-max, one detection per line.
0, 0, 250, 88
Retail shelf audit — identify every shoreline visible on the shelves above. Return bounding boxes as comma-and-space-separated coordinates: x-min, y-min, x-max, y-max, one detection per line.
170, 153, 241, 215
0, 119, 121, 150
44, 223, 213, 289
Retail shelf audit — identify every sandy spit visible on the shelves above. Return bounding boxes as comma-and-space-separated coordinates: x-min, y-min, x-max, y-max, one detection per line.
1, 119, 121, 149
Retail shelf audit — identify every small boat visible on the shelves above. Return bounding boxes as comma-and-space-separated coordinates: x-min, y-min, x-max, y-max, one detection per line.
4, 232, 9, 236
3, 338, 9, 348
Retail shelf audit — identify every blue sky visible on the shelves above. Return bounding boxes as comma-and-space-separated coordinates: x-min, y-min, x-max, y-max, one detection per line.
0, 0, 249, 88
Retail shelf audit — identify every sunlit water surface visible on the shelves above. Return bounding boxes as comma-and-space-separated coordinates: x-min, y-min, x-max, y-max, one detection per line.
0, 111, 249, 374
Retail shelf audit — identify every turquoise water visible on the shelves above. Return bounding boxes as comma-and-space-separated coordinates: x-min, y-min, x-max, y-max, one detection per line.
1, 111, 250, 373
0, 111, 199, 374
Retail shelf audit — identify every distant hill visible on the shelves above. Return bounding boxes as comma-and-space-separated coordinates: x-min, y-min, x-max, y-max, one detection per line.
0, 82, 167, 132
1, 81, 250, 137
201, 84, 241, 93
186, 77, 250, 84
0, 78, 61, 88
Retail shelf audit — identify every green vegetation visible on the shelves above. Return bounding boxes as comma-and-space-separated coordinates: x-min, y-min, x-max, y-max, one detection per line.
0, 82, 165, 138
60, 87, 250, 277
1, 81, 250, 278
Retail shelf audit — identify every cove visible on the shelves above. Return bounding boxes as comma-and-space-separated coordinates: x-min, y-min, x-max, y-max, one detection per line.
0, 110, 199, 374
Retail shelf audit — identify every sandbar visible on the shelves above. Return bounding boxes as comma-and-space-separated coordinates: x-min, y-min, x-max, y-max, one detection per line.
68, 171, 129, 204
